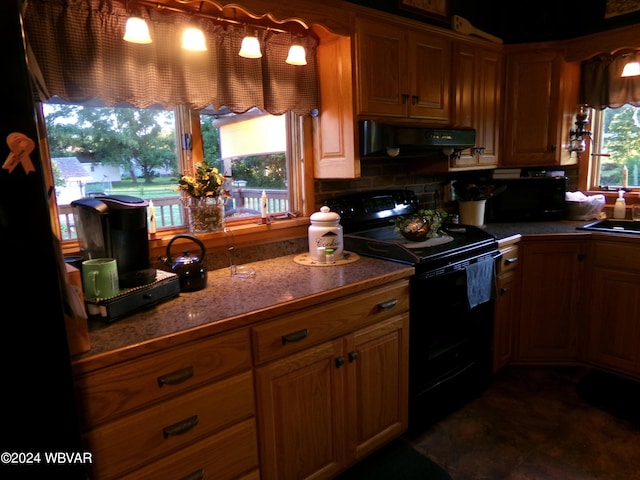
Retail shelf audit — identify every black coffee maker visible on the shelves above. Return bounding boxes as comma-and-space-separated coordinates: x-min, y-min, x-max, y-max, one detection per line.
71, 195, 155, 288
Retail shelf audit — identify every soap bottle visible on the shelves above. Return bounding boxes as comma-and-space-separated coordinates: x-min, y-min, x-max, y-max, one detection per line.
613, 190, 626, 219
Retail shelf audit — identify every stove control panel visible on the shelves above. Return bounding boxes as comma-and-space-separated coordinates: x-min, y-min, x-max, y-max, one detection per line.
323, 190, 419, 228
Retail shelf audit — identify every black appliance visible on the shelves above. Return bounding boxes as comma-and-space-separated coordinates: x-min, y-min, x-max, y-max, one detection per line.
359, 120, 476, 158
324, 190, 500, 433
71, 195, 153, 287
486, 176, 568, 222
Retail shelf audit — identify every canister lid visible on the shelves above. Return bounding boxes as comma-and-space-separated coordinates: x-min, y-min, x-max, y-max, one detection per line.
310, 206, 341, 223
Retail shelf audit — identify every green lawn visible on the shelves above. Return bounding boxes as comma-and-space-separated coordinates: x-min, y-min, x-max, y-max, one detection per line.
112, 178, 179, 199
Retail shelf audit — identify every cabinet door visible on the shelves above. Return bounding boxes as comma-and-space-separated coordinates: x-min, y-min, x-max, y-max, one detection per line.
501, 48, 578, 167
356, 17, 408, 117
493, 270, 517, 372
587, 267, 640, 375
408, 30, 451, 122
452, 42, 500, 169
346, 314, 409, 462
516, 239, 584, 361
255, 339, 347, 480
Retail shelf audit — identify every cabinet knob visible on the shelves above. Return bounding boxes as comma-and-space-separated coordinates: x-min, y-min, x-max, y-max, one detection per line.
335, 356, 345, 368
411, 95, 419, 105
348, 351, 358, 362
402, 93, 409, 104
500, 287, 508, 296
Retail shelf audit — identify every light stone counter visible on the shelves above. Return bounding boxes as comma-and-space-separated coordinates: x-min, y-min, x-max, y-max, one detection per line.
73, 252, 414, 372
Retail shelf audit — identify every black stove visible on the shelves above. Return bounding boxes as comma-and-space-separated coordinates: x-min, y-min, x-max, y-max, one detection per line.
324, 189, 498, 272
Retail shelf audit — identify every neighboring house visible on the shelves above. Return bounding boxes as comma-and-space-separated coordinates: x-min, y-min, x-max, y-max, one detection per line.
53, 156, 120, 204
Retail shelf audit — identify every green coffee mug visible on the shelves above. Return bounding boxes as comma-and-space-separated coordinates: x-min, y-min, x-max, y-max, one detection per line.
82, 258, 119, 299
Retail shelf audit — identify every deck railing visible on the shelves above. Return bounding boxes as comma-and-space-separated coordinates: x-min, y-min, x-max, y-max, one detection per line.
58, 188, 288, 240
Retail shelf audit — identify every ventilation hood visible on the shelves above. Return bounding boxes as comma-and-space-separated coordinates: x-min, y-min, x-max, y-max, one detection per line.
359, 120, 476, 158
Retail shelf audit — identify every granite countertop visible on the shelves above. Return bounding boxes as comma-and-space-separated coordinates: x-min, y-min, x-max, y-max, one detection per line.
73, 252, 414, 371
71, 220, 595, 371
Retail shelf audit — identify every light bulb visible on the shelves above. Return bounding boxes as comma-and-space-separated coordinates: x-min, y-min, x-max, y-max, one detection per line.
286, 44, 307, 65
239, 35, 262, 59
123, 17, 152, 44
621, 61, 640, 77
182, 27, 207, 51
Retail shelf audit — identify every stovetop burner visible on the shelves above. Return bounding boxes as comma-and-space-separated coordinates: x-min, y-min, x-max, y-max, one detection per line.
324, 189, 498, 270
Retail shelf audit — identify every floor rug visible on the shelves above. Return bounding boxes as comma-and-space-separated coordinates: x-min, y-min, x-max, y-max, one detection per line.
334, 440, 452, 480
577, 369, 640, 425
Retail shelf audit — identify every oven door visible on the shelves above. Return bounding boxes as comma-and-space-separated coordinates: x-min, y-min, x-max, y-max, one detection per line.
408, 251, 499, 432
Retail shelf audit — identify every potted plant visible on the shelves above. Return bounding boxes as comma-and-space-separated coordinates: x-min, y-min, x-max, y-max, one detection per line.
177, 161, 230, 233
452, 181, 506, 226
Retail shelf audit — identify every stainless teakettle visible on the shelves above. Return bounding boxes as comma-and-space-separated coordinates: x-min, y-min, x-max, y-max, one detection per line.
163, 234, 207, 292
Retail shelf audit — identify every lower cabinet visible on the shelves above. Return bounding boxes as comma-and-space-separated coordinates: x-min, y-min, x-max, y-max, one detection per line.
586, 239, 640, 377
493, 241, 520, 372
253, 280, 410, 480
74, 328, 259, 480
74, 279, 410, 480
514, 237, 585, 362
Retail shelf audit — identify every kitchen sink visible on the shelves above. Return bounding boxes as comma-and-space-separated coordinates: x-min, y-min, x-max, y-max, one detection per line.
577, 219, 640, 235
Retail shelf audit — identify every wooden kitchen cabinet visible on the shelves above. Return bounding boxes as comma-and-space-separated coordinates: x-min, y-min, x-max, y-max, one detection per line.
355, 15, 451, 123
452, 40, 502, 170
253, 280, 410, 480
501, 45, 579, 167
493, 240, 520, 372
586, 239, 640, 378
515, 237, 585, 362
74, 328, 259, 480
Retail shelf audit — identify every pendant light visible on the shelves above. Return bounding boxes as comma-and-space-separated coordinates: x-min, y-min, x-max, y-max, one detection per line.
182, 26, 207, 51
621, 61, 640, 77
239, 28, 262, 59
123, 16, 152, 44
285, 37, 307, 66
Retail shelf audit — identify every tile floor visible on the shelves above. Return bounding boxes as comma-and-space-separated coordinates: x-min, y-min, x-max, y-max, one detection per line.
405, 365, 640, 480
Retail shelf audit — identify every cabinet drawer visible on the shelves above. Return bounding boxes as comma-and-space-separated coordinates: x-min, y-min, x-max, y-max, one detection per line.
592, 241, 640, 270
252, 280, 409, 364
498, 245, 520, 274
85, 370, 255, 480
75, 328, 251, 428
119, 418, 259, 480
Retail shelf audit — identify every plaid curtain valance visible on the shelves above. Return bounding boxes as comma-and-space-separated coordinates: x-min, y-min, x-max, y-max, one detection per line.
23, 0, 319, 116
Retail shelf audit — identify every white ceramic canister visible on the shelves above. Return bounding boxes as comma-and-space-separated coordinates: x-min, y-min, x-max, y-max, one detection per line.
308, 206, 343, 261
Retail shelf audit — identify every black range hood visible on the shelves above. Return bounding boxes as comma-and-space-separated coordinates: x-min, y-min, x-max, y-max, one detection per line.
359, 120, 476, 158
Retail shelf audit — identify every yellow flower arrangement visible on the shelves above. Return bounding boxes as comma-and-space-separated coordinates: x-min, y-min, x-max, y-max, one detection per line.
177, 161, 230, 199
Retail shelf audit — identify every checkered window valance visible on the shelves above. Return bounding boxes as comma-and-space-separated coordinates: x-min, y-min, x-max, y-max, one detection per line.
23, 0, 319, 116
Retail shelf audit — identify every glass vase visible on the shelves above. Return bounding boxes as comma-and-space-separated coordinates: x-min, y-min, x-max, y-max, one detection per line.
185, 197, 225, 234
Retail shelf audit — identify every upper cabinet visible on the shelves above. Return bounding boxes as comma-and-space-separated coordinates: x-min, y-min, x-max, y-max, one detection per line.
355, 15, 451, 123
451, 41, 502, 169
501, 45, 580, 167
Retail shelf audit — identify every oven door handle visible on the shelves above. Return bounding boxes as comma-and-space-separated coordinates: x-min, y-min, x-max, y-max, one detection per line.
377, 299, 398, 311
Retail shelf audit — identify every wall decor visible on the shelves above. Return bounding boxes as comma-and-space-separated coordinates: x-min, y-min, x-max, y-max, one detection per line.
397, 0, 449, 20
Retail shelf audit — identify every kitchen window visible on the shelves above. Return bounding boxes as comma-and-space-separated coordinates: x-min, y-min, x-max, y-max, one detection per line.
589, 104, 640, 190
24, 0, 319, 247
44, 101, 298, 241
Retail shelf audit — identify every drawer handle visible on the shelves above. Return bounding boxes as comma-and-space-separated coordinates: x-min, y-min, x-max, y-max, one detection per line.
163, 415, 199, 438
282, 328, 309, 344
377, 299, 398, 311
504, 257, 518, 265
180, 468, 204, 480
158, 367, 194, 387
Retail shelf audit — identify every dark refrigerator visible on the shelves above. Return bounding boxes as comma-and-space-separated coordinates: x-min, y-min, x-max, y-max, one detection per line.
1, 1, 85, 478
